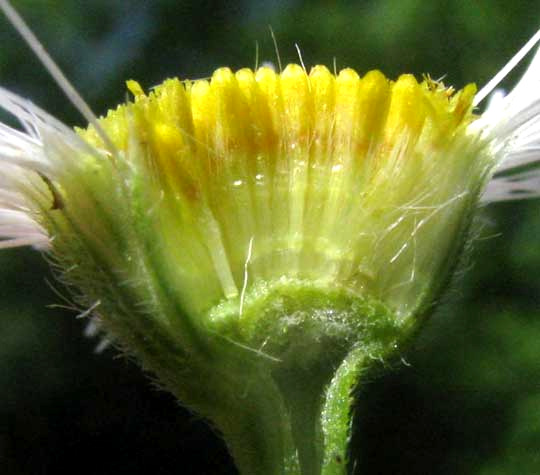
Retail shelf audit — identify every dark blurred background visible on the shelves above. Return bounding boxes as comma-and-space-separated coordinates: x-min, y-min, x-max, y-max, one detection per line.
2, 1, 540, 473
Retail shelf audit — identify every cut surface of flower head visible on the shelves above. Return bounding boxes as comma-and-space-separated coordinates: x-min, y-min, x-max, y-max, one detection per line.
0, 62, 514, 381
3, 18, 540, 472
0, 65, 491, 472
74, 66, 487, 327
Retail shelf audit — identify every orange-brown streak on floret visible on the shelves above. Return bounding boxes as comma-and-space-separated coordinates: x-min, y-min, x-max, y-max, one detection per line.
79, 65, 476, 189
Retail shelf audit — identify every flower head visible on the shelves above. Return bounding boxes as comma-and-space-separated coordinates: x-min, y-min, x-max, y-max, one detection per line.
2, 1, 540, 472
0, 62, 492, 372
2, 66, 487, 302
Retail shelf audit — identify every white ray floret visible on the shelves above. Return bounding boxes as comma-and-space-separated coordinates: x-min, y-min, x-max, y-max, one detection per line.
0, 207, 49, 249
0, 87, 98, 250
474, 29, 540, 202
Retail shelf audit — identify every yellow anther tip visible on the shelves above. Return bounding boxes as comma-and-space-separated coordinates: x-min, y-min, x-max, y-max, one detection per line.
212, 67, 236, 86
236, 68, 255, 82
282, 63, 306, 77
126, 80, 145, 98
309, 65, 331, 77
362, 70, 388, 88
337, 68, 360, 83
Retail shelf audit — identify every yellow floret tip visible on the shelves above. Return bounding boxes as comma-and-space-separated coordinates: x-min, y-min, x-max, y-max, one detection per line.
81, 64, 475, 176
126, 79, 145, 98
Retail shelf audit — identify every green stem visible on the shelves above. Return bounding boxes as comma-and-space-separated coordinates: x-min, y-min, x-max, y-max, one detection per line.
212, 371, 302, 475
204, 346, 377, 475
321, 347, 373, 474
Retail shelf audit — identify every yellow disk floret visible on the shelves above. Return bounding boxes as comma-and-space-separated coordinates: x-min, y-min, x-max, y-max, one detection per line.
77, 64, 487, 318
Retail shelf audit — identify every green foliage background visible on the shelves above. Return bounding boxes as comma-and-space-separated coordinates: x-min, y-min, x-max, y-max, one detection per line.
1, 1, 540, 473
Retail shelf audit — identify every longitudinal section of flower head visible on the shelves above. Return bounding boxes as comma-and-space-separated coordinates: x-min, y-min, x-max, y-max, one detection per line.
0, 60, 499, 394
72, 65, 491, 324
